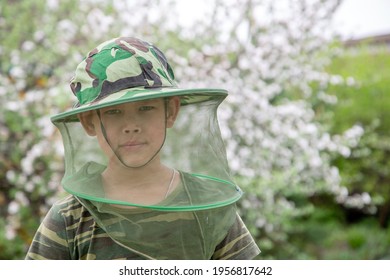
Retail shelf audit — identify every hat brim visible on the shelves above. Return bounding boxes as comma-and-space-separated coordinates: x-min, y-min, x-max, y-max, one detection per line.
51, 87, 228, 123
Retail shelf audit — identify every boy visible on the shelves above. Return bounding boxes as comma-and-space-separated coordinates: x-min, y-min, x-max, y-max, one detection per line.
26, 37, 260, 260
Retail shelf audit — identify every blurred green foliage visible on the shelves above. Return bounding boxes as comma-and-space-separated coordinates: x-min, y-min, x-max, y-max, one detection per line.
239, 45, 390, 260
327, 46, 390, 228
0, 0, 68, 259
329, 47, 390, 132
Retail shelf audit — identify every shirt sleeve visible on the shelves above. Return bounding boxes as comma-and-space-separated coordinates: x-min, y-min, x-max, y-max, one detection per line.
25, 201, 71, 260
211, 213, 260, 260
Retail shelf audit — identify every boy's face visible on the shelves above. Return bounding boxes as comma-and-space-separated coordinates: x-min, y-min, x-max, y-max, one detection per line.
79, 97, 180, 168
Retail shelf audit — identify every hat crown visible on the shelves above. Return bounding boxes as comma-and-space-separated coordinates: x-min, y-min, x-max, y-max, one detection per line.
70, 37, 177, 106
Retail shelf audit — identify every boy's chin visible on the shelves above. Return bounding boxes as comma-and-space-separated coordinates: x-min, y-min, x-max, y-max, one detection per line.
114, 155, 158, 169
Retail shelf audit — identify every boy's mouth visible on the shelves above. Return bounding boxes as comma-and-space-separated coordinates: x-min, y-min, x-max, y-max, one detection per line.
119, 141, 146, 149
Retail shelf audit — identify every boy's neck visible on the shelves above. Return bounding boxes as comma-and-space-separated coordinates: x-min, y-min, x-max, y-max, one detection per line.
101, 160, 178, 205
103, 159, 169, 186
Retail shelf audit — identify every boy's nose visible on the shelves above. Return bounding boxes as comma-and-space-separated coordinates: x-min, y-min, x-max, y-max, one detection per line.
121, 112, 141, 133
123, 125, 141, 134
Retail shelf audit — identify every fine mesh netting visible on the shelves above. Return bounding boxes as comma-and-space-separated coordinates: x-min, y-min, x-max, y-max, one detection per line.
53, 95, 242, 259
55, 96, 242, 210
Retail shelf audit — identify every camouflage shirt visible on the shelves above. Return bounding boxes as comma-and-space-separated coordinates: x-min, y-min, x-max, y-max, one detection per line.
25, 194, 260, 260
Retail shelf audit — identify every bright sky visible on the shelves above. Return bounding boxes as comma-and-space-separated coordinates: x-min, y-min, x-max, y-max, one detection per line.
332, 0, 390, 39
177, 0, 390, 40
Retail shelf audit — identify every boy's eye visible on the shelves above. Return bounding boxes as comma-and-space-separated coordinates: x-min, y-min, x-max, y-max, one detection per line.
104, 109, 121, 115
139, 106, 155, 111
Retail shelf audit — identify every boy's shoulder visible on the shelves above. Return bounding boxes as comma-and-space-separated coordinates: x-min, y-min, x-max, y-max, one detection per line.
48, 194, 87, 219
53, 194, 81, 208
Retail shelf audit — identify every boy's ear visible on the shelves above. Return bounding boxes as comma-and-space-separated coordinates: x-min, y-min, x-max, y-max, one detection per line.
78, 112, 97, 136
166, 96, 181, 128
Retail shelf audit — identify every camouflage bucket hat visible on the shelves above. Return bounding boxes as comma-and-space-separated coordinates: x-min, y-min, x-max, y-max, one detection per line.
51, 37, 227, 123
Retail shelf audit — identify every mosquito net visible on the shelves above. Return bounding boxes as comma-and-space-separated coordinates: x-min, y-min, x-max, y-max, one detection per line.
51, 37, 243, 259
54, 96, 242, 209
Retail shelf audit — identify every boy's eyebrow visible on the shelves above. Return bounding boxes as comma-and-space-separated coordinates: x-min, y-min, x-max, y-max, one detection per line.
101, 99, 164, 110
137, 99, 164, 105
